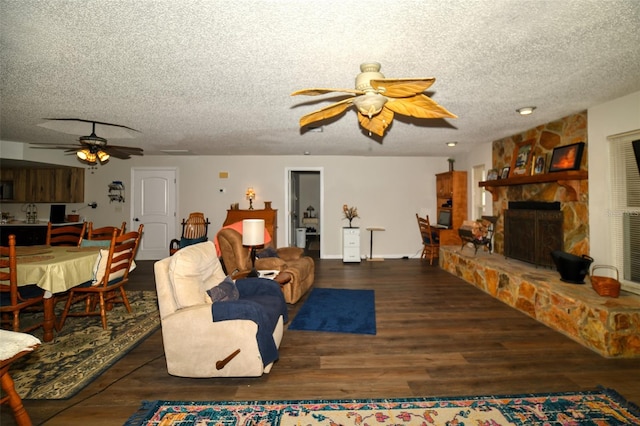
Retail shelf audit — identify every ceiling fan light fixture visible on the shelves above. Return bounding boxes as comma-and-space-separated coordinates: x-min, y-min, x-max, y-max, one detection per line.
352, 93, 387, 117
76, 149, 90, 161
79, 134, 107, 145
97, 150, 110, 162
77, 148, 97, 164
516, 106, 536, 115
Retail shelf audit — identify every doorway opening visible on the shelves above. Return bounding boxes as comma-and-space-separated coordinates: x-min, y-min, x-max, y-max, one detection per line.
285, 168, 323, 258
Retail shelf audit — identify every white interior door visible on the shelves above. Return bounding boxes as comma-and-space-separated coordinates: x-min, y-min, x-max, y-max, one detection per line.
131, 168, 177, 260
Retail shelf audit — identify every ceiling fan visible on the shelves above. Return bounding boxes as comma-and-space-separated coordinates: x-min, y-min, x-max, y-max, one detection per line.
31, 118, 143, 164
291, 62, 457, 137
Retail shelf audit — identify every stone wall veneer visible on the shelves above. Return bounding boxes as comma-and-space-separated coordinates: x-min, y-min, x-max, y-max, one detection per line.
491, 112, 589, 256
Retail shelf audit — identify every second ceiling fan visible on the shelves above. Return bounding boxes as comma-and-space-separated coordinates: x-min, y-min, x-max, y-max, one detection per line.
292, 62, 457, 137
32, 118, 143, 164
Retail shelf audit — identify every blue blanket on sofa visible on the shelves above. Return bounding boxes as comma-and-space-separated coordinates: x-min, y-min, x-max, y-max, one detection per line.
210, 278, 288, 367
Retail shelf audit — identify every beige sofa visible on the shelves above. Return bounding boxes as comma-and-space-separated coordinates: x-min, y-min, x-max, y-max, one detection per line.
154, 241, 285, 377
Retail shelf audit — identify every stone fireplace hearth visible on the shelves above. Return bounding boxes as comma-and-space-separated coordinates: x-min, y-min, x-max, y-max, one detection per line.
440, 246, 640, 358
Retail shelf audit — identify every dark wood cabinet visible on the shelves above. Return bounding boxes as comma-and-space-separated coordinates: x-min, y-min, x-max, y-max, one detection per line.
0, 225, 48, 246
0, 167, 84, 203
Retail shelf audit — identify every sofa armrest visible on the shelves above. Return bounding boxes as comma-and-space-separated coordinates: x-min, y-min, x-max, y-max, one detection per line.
276, 246, 304, 261
255, 257, 286, 270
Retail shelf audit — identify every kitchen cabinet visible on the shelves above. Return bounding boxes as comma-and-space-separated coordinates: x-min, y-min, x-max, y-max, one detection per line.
0, 167, 84, 203
0, 224, 48, 246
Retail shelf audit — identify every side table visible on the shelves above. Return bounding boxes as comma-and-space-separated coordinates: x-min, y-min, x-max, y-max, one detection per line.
366, 227, 385, 261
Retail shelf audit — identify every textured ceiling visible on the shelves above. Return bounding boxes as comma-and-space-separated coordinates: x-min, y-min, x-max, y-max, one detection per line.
1, 1, 639, 158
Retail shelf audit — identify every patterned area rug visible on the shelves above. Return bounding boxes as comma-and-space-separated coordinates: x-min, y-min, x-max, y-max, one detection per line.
125, 390, 640, 425
11, 290, 160, 400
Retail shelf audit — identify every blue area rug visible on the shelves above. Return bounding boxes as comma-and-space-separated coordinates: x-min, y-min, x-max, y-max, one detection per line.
124, 389, 640, 425
287, 288, 376, 335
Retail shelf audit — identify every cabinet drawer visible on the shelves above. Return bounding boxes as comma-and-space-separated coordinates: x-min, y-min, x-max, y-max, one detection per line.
343, 247, 361, 262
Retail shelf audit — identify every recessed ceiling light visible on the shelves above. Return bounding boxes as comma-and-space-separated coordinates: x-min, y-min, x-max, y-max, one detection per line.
446, 141, 458, 147
304, 151, 310, 155
516, 107, 536, 115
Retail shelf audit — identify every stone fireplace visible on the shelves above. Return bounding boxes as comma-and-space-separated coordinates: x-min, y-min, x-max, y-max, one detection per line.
489, 112, 589, 257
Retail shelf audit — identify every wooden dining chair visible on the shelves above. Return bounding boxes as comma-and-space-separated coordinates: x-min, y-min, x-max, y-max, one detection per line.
0, 235, 46, 332
86, 221, 127, 241
416, 214, 440, 265
58, 224, 143, 330
46, 222, 87, 247
0, 330, 40, 426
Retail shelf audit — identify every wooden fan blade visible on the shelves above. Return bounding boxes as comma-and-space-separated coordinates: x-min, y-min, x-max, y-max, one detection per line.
39, 118, 140, 137
29, 144, 82, 150
104, 147, 143, 159
105, 145, 144, 154
357, 108, 395, 137
385, 94, 457, 119
370, 78, 436, 98
299, 98, 354, 128
292, 88, 363, 96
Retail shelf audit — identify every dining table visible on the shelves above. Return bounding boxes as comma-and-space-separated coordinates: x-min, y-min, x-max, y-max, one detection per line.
13, 245, 102, 342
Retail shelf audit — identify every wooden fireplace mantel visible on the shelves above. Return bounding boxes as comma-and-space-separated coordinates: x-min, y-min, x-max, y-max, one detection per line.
479, 170, 588, 201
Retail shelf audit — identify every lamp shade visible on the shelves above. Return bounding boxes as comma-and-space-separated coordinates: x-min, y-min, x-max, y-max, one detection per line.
242, 219, 265, 246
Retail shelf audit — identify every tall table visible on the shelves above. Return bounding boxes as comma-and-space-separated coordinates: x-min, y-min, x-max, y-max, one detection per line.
366, 227, 385, 262
14, 246, 101, 342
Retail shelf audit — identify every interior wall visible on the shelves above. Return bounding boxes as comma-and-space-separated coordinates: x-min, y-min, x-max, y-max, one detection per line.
1, 148, 457, 259
587, 90, 640, 266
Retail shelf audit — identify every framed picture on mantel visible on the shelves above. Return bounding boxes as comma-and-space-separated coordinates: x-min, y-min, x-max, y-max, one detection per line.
548, 142, 585, 173
511, 139, 535, 176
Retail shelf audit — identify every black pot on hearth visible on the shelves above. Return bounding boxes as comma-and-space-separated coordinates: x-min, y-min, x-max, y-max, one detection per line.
550, 250, 594, 284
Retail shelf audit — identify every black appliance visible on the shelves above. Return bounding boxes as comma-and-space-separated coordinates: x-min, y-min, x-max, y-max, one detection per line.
50, 205, 66, 224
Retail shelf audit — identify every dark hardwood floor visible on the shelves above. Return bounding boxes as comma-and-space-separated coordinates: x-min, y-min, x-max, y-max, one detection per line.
3, 256, 640, 425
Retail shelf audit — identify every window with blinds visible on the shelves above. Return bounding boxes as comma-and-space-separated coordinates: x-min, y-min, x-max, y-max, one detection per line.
609, 131, 640, 295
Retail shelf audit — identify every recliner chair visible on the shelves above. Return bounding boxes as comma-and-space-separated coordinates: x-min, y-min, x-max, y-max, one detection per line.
154, 241, 286, 377
216, 228, 315, 304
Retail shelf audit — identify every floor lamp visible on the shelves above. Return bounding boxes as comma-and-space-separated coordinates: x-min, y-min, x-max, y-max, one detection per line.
242, 219, 265, 277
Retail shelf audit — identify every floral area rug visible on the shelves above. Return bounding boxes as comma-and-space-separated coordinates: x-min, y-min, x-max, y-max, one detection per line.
125, 389, 640, 426
11, 290, 160, 400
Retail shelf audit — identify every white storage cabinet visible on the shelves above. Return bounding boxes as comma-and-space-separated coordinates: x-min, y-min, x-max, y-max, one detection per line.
342, 227, 361, 263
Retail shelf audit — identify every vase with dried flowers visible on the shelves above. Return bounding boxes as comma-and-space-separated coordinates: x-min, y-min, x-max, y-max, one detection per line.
342, 204, 359, 228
